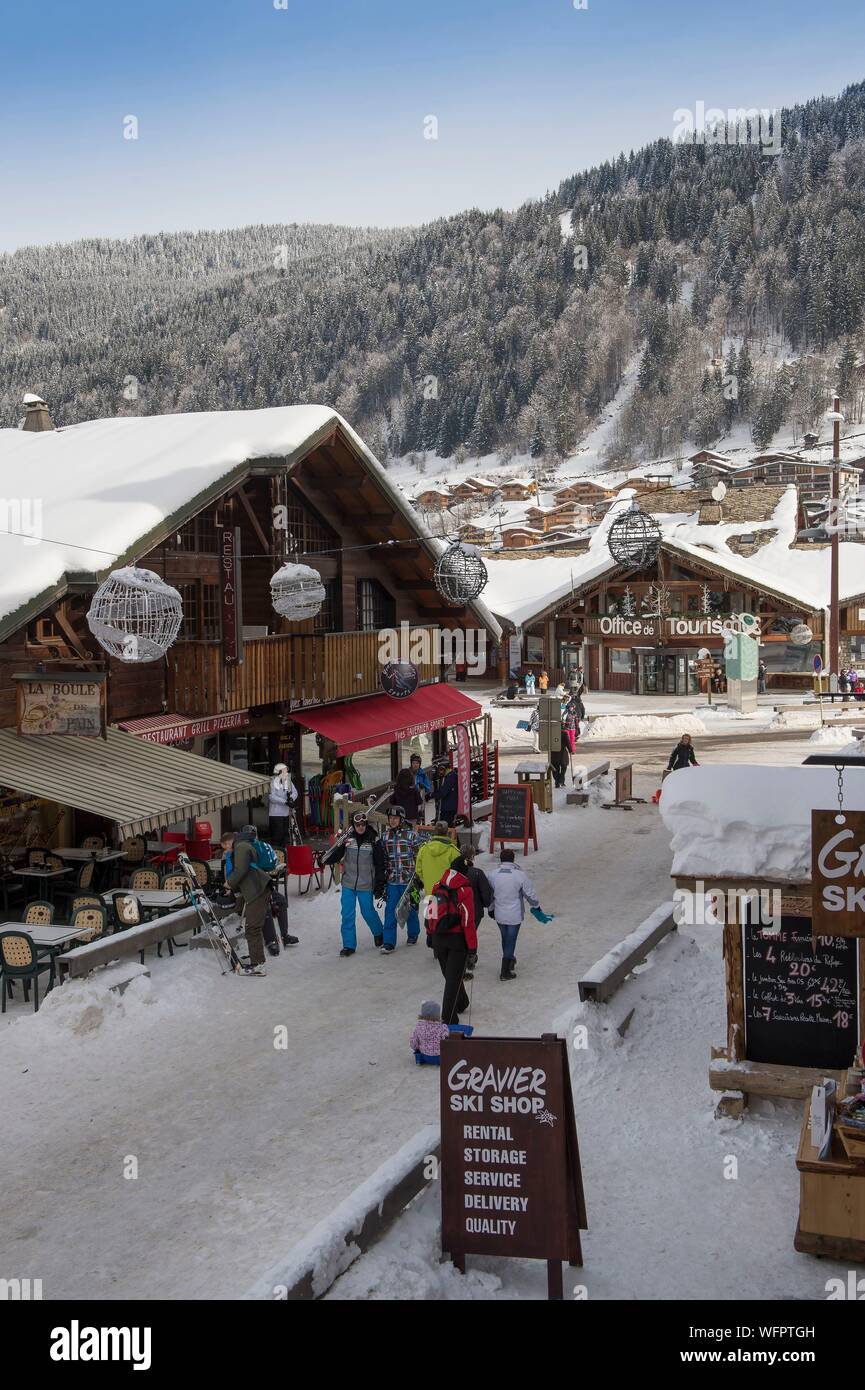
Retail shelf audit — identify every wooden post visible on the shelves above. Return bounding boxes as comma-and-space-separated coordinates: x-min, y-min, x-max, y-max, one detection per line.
547, 1260, 564, 1301
723, 916, 746, 1061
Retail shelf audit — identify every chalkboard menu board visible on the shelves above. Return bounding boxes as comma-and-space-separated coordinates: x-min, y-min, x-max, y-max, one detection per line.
440, 1035, 586, 1265
744, 917, 859, 1070
490, 783, 537, 854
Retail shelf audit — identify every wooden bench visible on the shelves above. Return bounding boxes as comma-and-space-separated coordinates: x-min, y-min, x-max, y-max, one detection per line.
566, 761, 610, 804
56, 905, 203, 981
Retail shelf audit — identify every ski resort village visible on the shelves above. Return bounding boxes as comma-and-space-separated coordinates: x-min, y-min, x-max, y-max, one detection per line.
6, 0, 865, 1342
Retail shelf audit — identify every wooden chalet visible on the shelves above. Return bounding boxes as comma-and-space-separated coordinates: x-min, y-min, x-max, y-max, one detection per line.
0, 405, 501, 843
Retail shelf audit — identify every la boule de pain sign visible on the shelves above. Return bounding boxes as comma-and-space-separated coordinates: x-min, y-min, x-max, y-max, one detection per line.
812, 809, 865, 937
14, 673, 106, 738
440, 1034, 586, 1268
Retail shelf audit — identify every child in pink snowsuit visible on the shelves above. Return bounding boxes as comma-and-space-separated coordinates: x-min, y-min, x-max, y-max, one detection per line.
410, 1000, 451, 1058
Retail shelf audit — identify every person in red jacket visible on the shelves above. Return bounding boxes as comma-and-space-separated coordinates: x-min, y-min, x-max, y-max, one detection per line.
427, 857, 477, 1024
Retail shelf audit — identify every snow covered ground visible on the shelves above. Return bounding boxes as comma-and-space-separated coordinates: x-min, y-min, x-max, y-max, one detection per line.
327, 919, 865, 1300
0, 728, 855, 1300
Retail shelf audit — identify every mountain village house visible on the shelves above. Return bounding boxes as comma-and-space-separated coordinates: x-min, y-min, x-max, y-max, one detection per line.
0, 404, 500, 849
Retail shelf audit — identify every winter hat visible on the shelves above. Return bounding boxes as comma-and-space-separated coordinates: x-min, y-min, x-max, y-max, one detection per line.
420, 999, 441, 1021
274, 763, 288, 776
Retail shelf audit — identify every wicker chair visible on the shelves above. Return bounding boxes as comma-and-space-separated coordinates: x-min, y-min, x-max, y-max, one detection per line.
81, 835, 106, 851
55, 859, 96, 913
160, 873, 189, 894
120, 835, 147, 867
0, 930, 54, 1012
26, 848, 46, 867
111, 892, 175, 960
71, 893, 103, 916
43, 853, 65, 872
22, 899, 54, 926
130, 868, 159, 891
70, 903, 108, 943
184, 859, 210, 890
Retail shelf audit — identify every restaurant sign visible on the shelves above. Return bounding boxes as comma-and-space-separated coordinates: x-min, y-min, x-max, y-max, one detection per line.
14, 673, 106, 738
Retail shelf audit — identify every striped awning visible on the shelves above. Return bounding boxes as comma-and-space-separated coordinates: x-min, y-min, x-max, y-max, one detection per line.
0, 727, 270, 838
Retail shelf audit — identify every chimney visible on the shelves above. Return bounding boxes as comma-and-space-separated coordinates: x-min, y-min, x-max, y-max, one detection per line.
21, 393, 54, 431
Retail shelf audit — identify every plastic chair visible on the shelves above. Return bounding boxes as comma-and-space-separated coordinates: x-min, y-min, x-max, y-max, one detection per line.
285, 846, 323, 895
22, 900, 54, 927
81, 834, 106, 851
184, 859, 211, 890
0, 930, 54, 1012
71, 893, 103, 916
55, 859, 96, 913
70, 903, 108, 943
160, 872, 189, 894
120, 835, 147, 867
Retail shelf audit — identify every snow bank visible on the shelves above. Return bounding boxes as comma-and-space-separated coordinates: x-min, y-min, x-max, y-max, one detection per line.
808, 724, 859, 745
584, 713, 707, 742
578, 902, 675, 991
660, 763, 865, 881
243, 1124, 440, 1300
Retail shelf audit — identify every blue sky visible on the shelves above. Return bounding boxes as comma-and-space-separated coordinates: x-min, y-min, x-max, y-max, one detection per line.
2, 0, 864, 251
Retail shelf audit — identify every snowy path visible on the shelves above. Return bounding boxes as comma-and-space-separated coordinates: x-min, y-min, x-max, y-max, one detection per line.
328, 924, 865, 1301
0, 771, 674, 1301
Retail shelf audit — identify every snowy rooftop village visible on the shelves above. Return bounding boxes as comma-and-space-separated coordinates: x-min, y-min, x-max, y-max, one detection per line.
2, 0, 865, 1349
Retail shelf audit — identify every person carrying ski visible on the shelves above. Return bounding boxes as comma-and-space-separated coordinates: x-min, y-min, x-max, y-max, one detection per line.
667, 733, 698, 771
268, 763, 299, 848
239, 825, 298, 954
381, 804, 421, 951
489, 849, 550, 980
427, 857, 478, 1024
325, 809, 387, 957
225, 829, 273, 976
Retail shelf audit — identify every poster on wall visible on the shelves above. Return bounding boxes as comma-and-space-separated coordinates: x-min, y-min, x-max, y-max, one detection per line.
508, 633, 522, 675
525, 635, 544, 665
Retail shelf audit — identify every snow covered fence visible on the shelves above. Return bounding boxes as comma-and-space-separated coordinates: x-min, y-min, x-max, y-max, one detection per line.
578, 902, 676, 1003
243, 1124, 440, 1301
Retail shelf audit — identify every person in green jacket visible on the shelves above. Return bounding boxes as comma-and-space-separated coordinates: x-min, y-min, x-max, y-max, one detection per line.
415, 823, 461, 896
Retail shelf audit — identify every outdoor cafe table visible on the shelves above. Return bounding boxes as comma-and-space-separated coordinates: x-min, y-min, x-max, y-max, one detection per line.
102, 890, 186, 916
0, 922, 95, 989
53, 848, 125, 863
13, 866, 74, 903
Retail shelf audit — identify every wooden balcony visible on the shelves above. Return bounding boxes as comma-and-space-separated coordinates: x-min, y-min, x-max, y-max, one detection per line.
167, 628, 440, 717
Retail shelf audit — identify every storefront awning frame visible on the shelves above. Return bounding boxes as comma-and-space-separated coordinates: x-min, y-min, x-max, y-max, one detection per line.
0, 727, 270, 839
291, 683, 483, 756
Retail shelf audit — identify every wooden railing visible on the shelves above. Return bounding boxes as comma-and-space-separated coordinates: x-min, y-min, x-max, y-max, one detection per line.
168, 627, 440, 716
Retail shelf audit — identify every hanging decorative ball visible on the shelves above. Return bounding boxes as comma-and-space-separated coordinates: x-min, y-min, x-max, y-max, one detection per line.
607, 505, 662, 569
270, 562, 326, 622
86, 566, 183, 663
433, 541, 488, 605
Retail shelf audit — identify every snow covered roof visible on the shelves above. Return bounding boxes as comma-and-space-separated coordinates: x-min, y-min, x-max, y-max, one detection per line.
660, 764, 865, 883
0, 405, 502, 641
484, 484, 865, 627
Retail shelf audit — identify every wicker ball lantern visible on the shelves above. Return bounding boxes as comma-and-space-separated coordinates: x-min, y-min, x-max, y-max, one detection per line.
270, 562, 326, 623
87, 566, 183, 663
607, 505, 662, 569
433, 541, 488, 606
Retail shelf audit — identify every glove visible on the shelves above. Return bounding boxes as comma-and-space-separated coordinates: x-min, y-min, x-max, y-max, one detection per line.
530, 906, 555, 923
466, 951, 478, 968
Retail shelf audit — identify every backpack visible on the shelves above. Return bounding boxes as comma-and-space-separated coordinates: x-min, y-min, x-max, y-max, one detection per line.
430, 880, 462, 935
254, 840, 278, 872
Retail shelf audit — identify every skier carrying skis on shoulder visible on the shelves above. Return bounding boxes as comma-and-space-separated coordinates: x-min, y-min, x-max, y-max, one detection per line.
323, 809, 387, 957
427, 854, 477, 1024
380, 804, 421, 952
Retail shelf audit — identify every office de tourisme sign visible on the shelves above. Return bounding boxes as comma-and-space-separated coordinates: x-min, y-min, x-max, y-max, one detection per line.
582, 613, 761, 640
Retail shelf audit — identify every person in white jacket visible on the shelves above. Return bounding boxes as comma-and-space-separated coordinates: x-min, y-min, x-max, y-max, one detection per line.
268, 763, 299, 848
488, 849, 540, 981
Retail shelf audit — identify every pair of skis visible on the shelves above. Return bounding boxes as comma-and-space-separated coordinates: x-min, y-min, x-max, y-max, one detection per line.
176, 851, 247, 975
318, 787, 396, 880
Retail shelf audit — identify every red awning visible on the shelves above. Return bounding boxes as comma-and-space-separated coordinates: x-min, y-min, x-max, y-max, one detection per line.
292, 685, 482, 755
116, 710, 250, 745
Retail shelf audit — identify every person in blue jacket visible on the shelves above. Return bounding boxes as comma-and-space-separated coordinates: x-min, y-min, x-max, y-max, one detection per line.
410, 753, 433, 819
434, 759, 460, 827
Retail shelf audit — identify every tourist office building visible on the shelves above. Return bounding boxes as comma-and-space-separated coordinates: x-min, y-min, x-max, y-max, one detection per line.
503, 542, 827, 695
0, 404, 500, 849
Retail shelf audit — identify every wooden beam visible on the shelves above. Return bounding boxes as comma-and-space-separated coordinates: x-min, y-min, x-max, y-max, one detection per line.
235, 485, 271, 555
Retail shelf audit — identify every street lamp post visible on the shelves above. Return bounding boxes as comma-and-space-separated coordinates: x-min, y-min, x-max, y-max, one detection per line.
826, 396, 845, 677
